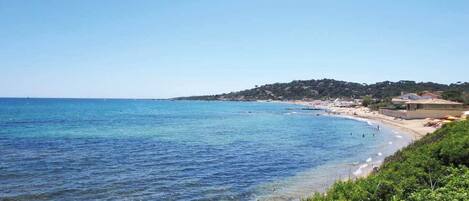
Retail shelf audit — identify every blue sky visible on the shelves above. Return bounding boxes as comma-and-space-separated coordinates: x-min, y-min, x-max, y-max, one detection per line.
1, 0, 468, 98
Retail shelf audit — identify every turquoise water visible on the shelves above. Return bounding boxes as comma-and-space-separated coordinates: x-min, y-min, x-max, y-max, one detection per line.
0, 99, 410, 200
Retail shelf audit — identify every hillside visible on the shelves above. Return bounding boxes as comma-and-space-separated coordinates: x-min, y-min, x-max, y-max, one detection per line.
307, 120, 469, 201
175, 79, 469, 101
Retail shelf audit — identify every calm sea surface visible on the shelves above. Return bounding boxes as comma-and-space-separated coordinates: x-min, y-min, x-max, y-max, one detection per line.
0, 99, 411, 200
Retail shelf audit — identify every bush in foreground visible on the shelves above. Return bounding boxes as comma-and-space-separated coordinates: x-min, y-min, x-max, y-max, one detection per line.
306, 120, 469, 201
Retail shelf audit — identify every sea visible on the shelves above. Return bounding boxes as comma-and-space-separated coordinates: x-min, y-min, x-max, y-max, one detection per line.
0, 99, 412, 200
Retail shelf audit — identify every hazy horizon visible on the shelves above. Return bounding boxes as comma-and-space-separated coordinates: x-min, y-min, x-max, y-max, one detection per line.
0, 78, 467, 99
1, 1, 469, 98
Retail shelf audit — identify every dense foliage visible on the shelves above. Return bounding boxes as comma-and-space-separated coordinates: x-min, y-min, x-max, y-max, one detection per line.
361, 95, 373, 107
442, 90, 469, 104
175, 79, 469, 101
306, 120, 469, 201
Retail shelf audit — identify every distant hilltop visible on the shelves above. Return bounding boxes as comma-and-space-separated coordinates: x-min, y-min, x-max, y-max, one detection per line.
174, 79, 469, 102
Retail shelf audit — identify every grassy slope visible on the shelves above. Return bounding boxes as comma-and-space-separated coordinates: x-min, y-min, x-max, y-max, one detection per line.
306, 120, 469, 201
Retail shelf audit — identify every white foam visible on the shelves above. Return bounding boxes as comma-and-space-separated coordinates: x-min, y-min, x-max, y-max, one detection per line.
395, 135, 403, 139
388, 141, 393, 145
353, 169, 362, 175
366, 157, 372, 163
367, 121, 373, 126
353, 164, 369, 176
377, 152, 382, 156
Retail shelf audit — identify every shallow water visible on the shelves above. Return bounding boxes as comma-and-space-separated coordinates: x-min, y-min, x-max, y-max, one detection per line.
0, 99, 411, 200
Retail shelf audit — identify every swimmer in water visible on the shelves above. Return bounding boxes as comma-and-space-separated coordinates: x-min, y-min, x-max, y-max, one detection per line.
362, 134, 365, 138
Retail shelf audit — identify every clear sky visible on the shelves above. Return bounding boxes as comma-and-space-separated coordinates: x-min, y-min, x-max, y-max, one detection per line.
1, 0, 468, 98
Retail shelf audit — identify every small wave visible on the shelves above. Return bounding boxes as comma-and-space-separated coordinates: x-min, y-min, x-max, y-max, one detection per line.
377, 152, 382, 156
388, 141, 393, 145
353, 164, 369, 176
395, 135, 403, 139
366, 158, 372, 163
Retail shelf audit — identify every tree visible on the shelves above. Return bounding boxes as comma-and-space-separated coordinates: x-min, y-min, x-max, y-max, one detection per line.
362, 95, 373, 107
463, 93, 469, 105
441, 90, 463, 102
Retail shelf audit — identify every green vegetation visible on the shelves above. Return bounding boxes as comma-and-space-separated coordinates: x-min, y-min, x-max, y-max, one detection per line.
442, 90, 463, 102
367, 97, 400, 111
175, 79, 469, 102
306, 120, 469, 201
361, 95, 373, 107
442, 90, 469, 104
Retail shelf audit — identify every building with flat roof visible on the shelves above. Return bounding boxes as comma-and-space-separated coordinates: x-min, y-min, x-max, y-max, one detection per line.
405, 99, 463, 111
380, 99, 465, 119
391, 93, 428, 105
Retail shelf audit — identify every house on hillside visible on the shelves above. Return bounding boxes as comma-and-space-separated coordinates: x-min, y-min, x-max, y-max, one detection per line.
380, 99, 464, 119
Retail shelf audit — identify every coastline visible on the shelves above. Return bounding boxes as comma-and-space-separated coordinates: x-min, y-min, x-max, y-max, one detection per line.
286, 100, 436, 140
255, 100, 436, 200
286, 100, 438, 180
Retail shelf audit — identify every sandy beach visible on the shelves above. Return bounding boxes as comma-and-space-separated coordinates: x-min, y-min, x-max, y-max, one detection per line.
288, 100, 436, 140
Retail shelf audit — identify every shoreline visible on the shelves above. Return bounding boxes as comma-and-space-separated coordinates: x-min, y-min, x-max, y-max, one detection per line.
286, 100, 437, 179
285, 100, 436, 140
255, 100, 435, 200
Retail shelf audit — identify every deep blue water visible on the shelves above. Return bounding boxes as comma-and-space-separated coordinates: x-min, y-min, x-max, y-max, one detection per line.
0, 99, 410, 200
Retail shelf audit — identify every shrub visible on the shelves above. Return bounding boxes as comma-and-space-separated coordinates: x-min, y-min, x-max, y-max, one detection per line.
306, 121, 469, 201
